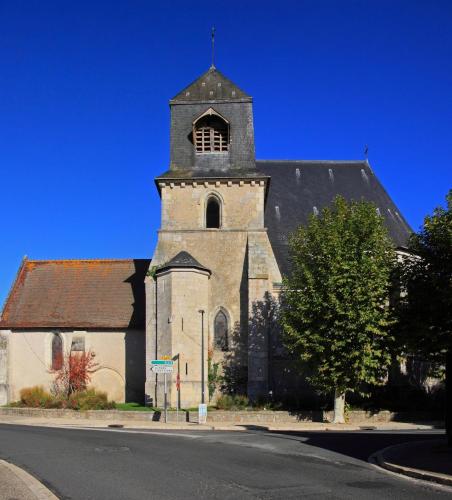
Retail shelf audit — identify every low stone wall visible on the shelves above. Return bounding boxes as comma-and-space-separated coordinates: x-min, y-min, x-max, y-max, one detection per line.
189, 410, 442, 424
0, 407, 184, 422
0, 407, 442, 424
323, 410, 443, 424
188, 410, 322, 423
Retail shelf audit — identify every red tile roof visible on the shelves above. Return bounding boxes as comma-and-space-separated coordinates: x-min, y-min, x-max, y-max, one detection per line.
0, 258, 150, 329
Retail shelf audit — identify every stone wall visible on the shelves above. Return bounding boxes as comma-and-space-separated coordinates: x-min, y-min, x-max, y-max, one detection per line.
0, 332, 8, 405
0, 407, 441, 425
147, 267, 210, 409
5, 329, 145, 403
146, 178, 282, 407
159, 180, 266, 231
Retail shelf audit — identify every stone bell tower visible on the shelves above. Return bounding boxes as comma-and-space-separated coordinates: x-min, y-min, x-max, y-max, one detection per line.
145, 66, 281, 409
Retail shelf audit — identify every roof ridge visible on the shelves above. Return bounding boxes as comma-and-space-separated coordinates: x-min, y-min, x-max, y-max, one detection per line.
25, 258, 148, 264
256, 159, 366, 164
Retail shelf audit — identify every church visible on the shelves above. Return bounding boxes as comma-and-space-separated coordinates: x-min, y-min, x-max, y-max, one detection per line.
0, 66, 411, 408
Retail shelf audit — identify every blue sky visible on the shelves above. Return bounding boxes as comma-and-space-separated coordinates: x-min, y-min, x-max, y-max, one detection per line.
1, 0, 451, 305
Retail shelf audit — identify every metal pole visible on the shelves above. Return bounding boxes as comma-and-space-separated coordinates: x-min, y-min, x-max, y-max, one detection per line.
211, 27, 216, 68
177, 355, 180, 423
154, 278, 158, 407
199, 309, 205, 404
164, 372, 167, 424
176, 369, 179, 424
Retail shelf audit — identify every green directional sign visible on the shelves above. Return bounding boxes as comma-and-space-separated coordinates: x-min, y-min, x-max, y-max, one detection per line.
150, 360, 173, 366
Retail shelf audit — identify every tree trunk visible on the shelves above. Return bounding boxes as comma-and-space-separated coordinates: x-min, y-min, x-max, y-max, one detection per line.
446, 350, 452, 447
333, 389, 346, 424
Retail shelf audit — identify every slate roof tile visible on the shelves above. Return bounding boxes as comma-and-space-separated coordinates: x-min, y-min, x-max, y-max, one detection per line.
157, 251, 210, 274
171, 67, 251, 103
257, 160, 412, 277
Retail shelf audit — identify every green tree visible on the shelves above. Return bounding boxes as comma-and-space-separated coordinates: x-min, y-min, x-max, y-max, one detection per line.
281, 196, 396, 423
397, 190, 452, 445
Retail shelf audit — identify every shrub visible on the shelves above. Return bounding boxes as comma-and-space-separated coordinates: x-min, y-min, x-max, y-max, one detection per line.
216, 394, 249, 410
16, 386, 115, 410
19, 386, 54, 408
67, 389, 116, 411
53, 350, 98, 396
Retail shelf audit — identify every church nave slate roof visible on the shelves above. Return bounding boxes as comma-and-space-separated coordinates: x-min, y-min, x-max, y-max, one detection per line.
258, 160, 412, 277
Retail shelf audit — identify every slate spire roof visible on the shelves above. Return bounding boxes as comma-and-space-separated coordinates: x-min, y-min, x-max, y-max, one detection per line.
170, 66, 251, 103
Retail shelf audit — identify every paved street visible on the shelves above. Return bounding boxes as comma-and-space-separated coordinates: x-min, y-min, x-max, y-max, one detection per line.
0, 424, 450, 499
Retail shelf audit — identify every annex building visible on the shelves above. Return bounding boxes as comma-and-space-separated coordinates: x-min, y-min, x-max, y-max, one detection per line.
0, 66, 411, 408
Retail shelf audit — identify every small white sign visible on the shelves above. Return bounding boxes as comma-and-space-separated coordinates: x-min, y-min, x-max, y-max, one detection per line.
150, 360, 174, 374
198, 403, 207, 424
151, 364, 173, 374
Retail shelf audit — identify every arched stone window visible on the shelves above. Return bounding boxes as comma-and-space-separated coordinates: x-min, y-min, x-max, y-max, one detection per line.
193, 109, 229, 153
206, 196, 221, 228
51, 333, 63, 370
214, 310, 228, 351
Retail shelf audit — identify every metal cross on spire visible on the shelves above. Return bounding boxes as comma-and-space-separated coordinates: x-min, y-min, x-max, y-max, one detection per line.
211, 26, 216, 69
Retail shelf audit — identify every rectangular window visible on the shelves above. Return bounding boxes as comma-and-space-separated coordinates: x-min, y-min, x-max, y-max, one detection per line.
71, 336, 85, 352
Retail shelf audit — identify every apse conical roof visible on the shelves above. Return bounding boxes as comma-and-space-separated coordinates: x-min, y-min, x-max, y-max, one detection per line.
156, 251, 210, 274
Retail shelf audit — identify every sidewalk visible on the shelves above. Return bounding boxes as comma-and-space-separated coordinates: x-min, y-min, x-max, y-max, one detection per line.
373, 438, 452, 487
0, 413, 441, 432
0, 459, 58, 500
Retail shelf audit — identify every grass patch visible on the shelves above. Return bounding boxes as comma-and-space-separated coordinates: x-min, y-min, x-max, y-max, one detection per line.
115, 402, 156, 412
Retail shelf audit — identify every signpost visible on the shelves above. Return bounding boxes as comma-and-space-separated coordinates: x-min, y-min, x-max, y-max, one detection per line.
150, 360, 174, 423
176, 372, 180, 423
150, 359, 174, 374
198, 403, 207, 425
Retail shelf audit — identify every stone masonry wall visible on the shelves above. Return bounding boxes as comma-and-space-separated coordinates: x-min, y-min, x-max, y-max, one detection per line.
159, 180, 266, 230
147, 267, 209, 409
146, 179, 282, 407
4, 329, 143, 403
0, 332, 8, 405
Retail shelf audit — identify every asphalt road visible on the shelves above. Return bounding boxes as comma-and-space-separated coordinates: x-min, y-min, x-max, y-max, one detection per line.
0, 424, 450, 499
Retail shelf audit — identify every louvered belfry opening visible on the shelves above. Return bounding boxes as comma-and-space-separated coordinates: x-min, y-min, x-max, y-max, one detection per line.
194, 114, 229, 153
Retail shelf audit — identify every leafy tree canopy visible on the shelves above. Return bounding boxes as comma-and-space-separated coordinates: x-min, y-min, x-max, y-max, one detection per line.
281, 196, 396, 397
396, 189, 452, 445
397, 190, 452, 362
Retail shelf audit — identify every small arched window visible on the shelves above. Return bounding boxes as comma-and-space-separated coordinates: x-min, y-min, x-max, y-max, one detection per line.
214, 310, 228, 351
51, 333, 63, 370
206, 196, 221, 228
194, 109, 229, 153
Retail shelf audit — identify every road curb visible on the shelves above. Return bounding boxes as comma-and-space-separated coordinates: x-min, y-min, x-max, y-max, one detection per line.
0, 459, 59, 499
370, 441, 452, 488
0, 417, 440, 433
